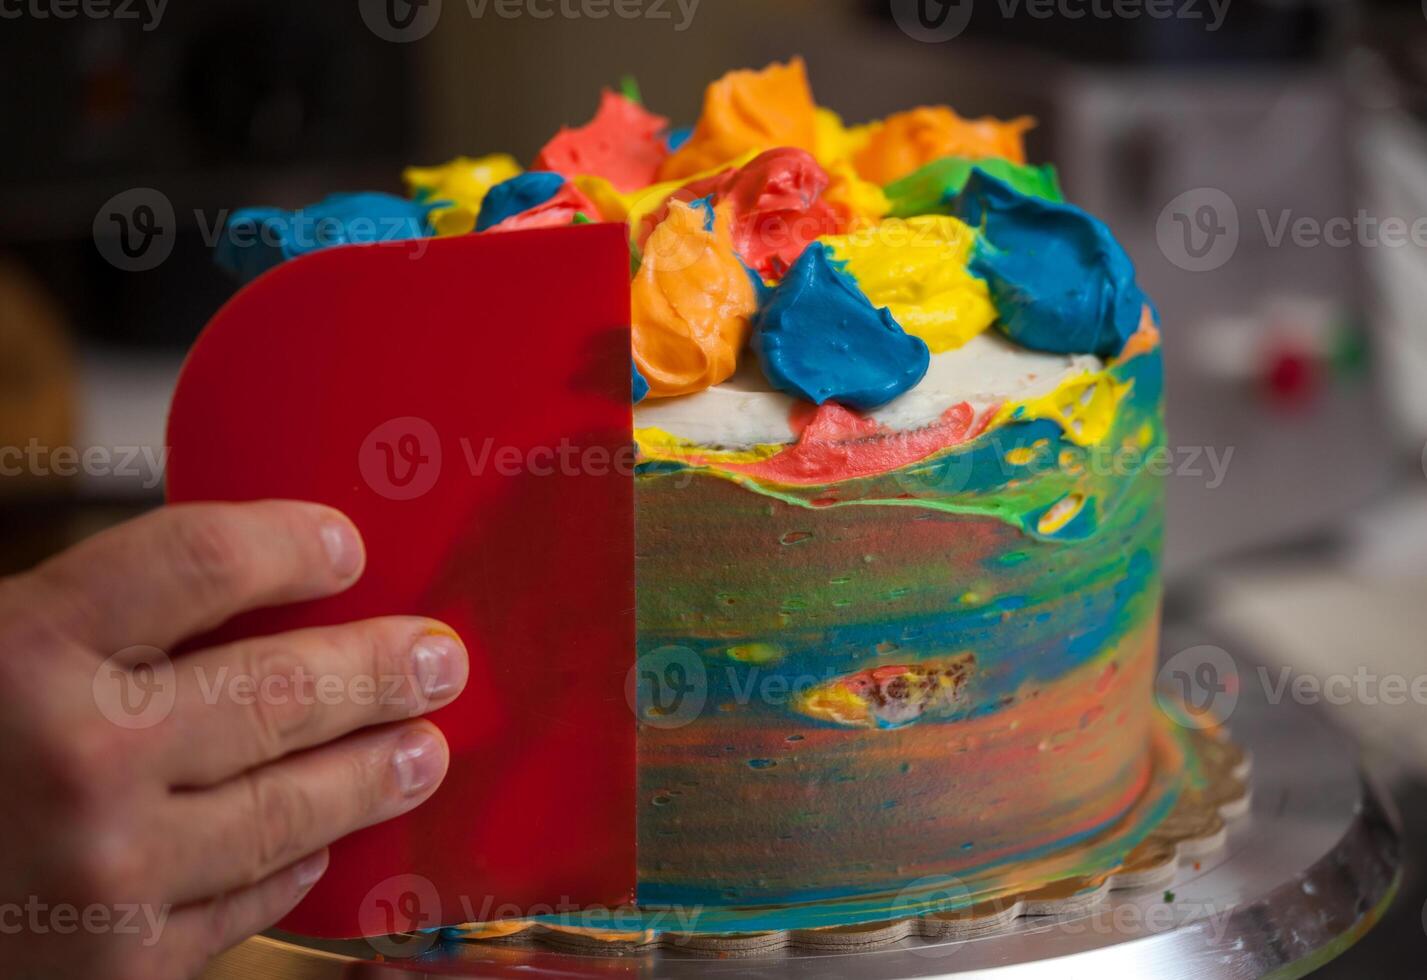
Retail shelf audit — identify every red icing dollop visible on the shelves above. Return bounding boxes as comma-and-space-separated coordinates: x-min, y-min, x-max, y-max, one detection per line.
722, 401, 991, 487
534, 91, 669, 193
716, 148, 843, 280
640, 148, 843, 281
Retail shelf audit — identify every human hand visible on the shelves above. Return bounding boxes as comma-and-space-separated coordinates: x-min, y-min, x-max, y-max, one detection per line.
0, 501, 469, 980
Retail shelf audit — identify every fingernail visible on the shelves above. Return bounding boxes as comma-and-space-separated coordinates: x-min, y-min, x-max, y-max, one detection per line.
295, 851, 329, 891
320, 519, 363, 580
392, 730, 445, 797
411, 634, 464, 701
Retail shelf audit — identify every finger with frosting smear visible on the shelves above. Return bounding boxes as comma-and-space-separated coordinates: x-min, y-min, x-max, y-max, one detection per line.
403, 154, 522, 236
632, 200, 758, 398
657, 58, 818, 181
854, 106, 1034, 185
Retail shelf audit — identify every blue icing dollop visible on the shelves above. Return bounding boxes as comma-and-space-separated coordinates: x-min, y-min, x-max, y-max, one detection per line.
953, 170, 1152, 358
475, 171, 566, 231
633, 360, 650, 403
753, 243, 929, 411
215, 192, 436, 284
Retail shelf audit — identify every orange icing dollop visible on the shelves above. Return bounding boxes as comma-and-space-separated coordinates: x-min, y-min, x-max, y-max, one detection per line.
657, 58, 818, 182
853, 107, 1034, 185
632, 200, 757, 398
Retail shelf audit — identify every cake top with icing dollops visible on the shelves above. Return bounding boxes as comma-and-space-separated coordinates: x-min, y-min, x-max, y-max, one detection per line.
214, 58, 1157, 420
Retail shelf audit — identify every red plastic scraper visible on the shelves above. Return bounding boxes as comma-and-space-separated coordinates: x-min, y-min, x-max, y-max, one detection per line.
165, 224, 636, 938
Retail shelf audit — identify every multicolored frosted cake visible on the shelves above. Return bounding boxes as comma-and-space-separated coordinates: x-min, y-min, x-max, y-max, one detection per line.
215, 60, 1244, 945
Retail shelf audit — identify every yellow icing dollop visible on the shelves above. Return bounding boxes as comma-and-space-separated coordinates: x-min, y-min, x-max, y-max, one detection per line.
813, 107, 875, 167
823, 216, 995, 353
823, 160, 890, 233
631, 201, 758, 398
402, 154, 522, 236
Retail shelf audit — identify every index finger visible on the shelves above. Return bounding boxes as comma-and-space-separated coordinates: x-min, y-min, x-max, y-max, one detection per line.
24, 500, 365, 654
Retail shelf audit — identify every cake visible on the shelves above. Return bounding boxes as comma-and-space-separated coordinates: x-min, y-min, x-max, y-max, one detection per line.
214, 59, 1245, 947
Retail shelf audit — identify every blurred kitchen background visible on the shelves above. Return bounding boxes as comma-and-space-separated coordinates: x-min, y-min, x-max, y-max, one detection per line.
3, 0, 1427, 972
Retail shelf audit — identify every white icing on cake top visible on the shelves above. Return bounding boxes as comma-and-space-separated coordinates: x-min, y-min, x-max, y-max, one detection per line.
634, 331, 1101, 448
